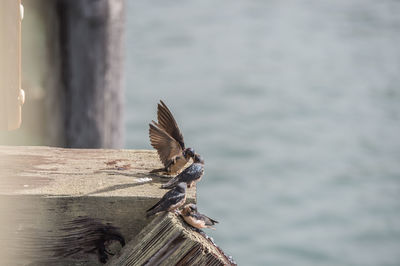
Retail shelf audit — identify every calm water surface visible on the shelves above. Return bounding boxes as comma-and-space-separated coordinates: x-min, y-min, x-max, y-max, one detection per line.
124, 1, 400, 265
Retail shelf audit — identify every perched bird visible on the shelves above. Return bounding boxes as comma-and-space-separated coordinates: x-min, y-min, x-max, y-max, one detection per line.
180, 204, 219, 230
149, 100, 196, 175
161, 153, 204, 189
146, 182, 187, 217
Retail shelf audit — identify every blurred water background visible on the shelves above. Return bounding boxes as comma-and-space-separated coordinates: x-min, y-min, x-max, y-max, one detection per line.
124, 1, 400, 265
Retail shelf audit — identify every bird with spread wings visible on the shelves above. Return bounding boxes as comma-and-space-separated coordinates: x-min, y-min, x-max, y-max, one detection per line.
149, 100, 196, 175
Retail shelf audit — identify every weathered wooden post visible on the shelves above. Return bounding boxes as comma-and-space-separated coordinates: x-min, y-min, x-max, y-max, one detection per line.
107, 213, 236, 266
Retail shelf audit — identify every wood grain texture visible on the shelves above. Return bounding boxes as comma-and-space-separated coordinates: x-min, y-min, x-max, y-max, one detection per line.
0, 146, 196, 265
107, 213, 236, 266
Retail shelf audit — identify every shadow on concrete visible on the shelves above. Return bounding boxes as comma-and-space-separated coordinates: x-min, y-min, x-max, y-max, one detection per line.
85, 172, 170, 196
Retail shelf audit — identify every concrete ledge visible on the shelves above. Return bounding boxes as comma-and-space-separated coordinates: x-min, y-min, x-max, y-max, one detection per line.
0, 146, 196, 265
0, 145, 196, 198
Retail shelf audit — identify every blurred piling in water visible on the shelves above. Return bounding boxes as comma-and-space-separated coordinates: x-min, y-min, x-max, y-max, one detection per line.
55, 0, 125, 148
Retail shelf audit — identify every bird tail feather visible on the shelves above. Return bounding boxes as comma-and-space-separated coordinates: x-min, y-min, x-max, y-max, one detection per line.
146, 203, 160, 217
146, 209, 157, 218
161, 177, 179, 189
210, 218, 219, 224
150, 167, 166, 173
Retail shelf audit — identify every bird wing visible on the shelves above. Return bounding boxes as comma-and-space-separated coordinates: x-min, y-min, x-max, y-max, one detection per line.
161, 175, 180, 189
157, 100, 185, 149
146, 188, 184, 215
152, 188, 184, 214
160, 188, 184, 208
191, 212, 219, 226
179, 164, 204, 183
162, 164, 203, 189
149, 123, 183, 167
162, 163, 198, 188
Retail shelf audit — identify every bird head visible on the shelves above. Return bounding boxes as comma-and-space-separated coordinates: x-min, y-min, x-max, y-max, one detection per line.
188, 203, 198, 212
182, 203, 197, 215
184, 148, 195, 159
193, 154, 204, 164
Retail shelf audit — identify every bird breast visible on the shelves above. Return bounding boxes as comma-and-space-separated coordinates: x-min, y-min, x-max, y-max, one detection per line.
183, 215, 206, 229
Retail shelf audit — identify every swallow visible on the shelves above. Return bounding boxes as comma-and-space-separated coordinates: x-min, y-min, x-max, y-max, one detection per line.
146, 182, 187, 217
149, 100, 196, 175
180, 204, 219, 230
161, 153, 204, 189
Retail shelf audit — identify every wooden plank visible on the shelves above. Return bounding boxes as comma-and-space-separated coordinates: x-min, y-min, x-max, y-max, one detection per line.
107, 213, 236, 266
0, 146, 196, 265
0, 0, 23, 130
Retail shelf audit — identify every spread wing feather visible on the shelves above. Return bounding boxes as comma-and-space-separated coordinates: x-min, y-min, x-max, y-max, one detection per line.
157, 100, 185, 149
149, 123, 183, 167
